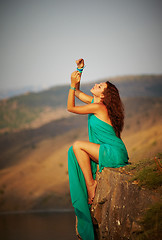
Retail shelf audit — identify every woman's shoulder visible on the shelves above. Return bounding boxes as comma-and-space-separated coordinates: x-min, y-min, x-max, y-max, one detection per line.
98, 102, 107, 111
90, 102, 107, 111
94, 103, 112, 125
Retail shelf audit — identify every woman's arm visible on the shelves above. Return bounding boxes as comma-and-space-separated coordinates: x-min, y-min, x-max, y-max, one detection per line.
67, 71, 100, 114
75, 89, 93, 104
75, 58, 93, 104
68, 101, 101, 114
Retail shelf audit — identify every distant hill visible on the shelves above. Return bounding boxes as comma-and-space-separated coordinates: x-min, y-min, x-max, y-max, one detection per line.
0, 74, 162, 212
2, 74, 162, 107
0, 96, 161, 212
108, 74, 162, 97
0, 85, 45, 100
0, 74, 162, 132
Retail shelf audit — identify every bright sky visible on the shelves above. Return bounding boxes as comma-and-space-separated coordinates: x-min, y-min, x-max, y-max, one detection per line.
0, 0, 162, 90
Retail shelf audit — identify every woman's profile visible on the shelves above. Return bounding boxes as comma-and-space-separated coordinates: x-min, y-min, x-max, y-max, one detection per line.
67, 59, 129, 240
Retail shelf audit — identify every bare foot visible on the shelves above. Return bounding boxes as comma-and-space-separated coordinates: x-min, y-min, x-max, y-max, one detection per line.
87, 180, 97, 205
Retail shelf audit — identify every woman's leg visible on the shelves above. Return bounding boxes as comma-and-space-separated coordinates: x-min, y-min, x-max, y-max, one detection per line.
73, 140, 100, 204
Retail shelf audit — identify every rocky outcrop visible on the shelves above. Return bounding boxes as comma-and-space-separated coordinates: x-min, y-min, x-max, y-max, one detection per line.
90, 168, 160, 240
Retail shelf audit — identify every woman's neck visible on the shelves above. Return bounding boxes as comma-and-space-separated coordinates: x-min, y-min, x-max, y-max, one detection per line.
93, 96, 101, 103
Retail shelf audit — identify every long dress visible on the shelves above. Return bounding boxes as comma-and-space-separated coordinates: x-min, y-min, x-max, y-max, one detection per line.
68, 109, 129, 240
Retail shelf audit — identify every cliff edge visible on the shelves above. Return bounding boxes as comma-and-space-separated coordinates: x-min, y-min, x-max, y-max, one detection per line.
90, 158, 161, 240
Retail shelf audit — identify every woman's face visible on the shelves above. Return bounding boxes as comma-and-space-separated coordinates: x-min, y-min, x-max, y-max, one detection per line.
90, 82, 107, 97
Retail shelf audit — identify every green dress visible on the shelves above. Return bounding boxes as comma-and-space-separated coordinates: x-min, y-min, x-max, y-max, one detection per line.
68, 106, 129, 240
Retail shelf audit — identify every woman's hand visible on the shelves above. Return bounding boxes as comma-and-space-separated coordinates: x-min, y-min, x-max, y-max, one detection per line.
71, 71, 81, 87
76, 58, 84, 69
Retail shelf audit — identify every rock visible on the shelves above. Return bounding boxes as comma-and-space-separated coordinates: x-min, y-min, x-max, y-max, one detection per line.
90, 168, 160, 240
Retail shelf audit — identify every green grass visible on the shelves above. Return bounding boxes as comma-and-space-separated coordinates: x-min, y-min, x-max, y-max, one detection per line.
133, 202, 162, 240
132, 167, 162, 189
125, 154, 162, 190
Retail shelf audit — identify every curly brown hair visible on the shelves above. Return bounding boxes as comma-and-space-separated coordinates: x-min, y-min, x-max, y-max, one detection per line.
103, 81, 124, 138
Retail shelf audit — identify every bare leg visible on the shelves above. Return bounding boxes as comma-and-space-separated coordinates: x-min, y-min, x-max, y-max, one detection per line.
73, 140, 100, 204
76, 216, 82, 239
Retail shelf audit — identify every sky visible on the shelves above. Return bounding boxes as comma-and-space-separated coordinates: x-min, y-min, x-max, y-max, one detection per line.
0, 0, 162, 90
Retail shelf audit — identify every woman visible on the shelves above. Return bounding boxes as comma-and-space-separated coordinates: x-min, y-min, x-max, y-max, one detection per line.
67, 59, 129, 240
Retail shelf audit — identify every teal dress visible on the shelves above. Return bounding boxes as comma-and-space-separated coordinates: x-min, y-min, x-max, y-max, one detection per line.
68, 105, 129, 240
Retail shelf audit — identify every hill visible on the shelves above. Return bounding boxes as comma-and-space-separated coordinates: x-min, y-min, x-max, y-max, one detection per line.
0, 74, 162, 133
0, 74, 161, 212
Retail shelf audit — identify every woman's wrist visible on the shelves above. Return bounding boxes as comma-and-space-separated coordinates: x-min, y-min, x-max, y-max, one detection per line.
77, 66, 85, 74
70, 83, 76, 88
70, 86, 76, 91
75, 81, 80, 90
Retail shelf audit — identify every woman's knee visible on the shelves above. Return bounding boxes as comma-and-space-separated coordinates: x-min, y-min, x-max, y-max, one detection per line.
73, 140, 82, 151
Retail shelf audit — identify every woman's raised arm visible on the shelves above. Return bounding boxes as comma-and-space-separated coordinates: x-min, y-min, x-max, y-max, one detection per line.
67, 71, 99, 114
75, 89, 93, 104
75, 58, 93, 104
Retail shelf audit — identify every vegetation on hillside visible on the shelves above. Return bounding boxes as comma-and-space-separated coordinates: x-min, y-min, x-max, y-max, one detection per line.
123, 154, 162, 239
125, 153, 162, 190
0, 74, 161, 132
132, 202, 162, 240
0, 102, 43, 130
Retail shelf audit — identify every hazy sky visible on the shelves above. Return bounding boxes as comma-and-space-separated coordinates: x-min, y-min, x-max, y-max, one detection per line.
0, 0, 162, 90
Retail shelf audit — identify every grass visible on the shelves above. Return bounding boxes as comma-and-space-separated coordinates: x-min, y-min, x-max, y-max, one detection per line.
125, 153, 162, 190
132, 167, 162, 189
132, 202, 162, 240
127, 154, 162, 239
